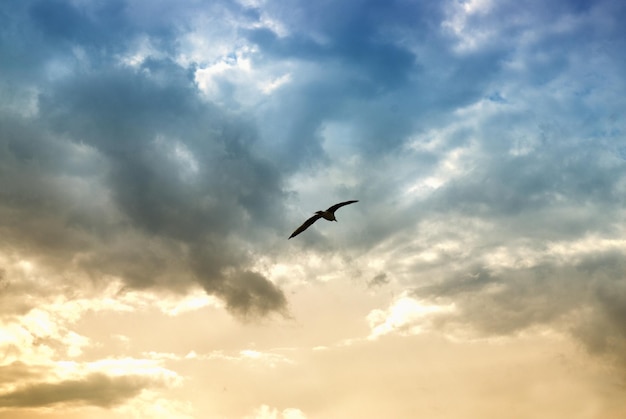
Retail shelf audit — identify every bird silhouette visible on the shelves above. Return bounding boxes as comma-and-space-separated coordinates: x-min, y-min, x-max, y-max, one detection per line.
289, 200, 358, 239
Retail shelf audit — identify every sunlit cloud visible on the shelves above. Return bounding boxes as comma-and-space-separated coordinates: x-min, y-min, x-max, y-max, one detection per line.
245, 404, 307, 419
117, 36, 167, 69
112, 390, 196, 419
195, 48, 255, 96
144, 348, 294, 369
259, 73, 292, 94
367, 294, 456, 340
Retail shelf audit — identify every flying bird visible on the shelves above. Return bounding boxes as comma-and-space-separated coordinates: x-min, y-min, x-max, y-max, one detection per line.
289, 200, 358, 239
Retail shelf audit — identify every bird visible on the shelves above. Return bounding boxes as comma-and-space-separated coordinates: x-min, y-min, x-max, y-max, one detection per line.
289, 200, 358, 239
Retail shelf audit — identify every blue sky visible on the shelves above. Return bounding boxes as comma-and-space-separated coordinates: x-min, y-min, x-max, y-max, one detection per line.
1, 0, 626, 417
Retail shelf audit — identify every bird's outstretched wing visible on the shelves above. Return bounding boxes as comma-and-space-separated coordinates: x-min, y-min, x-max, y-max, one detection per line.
326, 200, 359, 213
289, 213, 323, 239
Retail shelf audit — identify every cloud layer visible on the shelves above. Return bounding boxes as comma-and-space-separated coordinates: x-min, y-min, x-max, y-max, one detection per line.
1, 0, 292, 318
1, 0, 626, 415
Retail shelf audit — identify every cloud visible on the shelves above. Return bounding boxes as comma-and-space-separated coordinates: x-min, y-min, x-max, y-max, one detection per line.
245, 404, 307, 419
409, 251, 626, 369
113, 390, 196, 419
367, 272, 389, 287
0, 373, 163, 408
146, 348, 294, 367
0, 1, 290, 318
367, 294, 455, 340
1, 0, 625, 361
0, 362, 50, 387
1, 0, 626, 417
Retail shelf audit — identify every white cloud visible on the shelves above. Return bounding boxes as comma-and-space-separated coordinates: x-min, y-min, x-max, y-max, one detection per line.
195, 50, 253, 95
0, 265, 222, 369
442, 0, 496, 52
238, 349, 295, 367
367, 294, 456, 340
259, 73, 292, 94
193, 47, 293, 104
117, 36, 167, 68
142, 348, 295, 369
0, 306, 91, 365
245, 404, 307, 419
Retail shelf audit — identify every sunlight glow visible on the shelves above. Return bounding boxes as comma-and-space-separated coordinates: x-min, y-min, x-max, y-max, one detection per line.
259, 73, 292, 94
246, 404, 307, 419
442, 0, 495, 52
195, 48, 254, 95
367, 295, 456, 340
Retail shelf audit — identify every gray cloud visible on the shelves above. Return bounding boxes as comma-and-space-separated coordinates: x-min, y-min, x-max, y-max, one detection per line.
414, 252, 626, 372
217, 270, 289, 319
368, 273, 389, 288
0, 373, 161, 408
0, 362, 50, 385
0, 2, 289, 317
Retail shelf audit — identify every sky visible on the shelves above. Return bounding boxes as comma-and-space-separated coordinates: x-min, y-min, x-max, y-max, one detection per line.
1, 0, 626, 417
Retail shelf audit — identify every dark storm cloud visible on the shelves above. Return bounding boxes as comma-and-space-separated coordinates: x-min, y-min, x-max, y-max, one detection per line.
0, 1, 288, 317
0, 373, 161, 408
